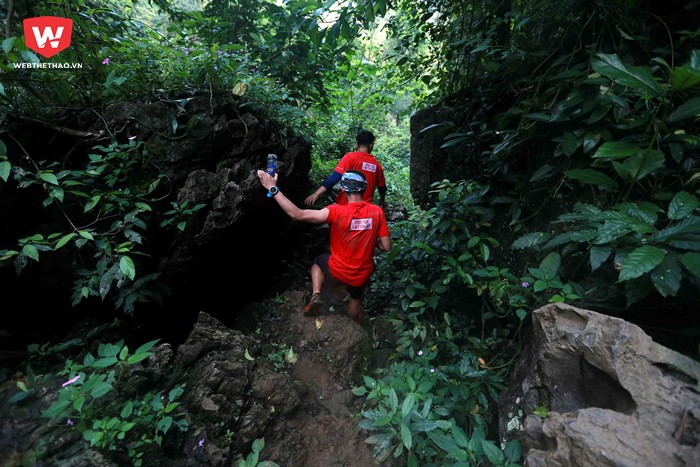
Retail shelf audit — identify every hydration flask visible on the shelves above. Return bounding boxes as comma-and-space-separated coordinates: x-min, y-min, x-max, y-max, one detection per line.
266, 154, 277, 175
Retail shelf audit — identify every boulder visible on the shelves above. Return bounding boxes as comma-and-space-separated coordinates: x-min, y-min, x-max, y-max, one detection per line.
499, 303, 700, 466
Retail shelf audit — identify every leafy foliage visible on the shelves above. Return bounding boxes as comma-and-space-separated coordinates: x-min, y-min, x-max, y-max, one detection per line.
0, 138, 196, 313
237, 437, 279, 467
354, 343, 520, 466
360, 179, 585, 464
389, 0, 700, 336
9, 338, 188, 466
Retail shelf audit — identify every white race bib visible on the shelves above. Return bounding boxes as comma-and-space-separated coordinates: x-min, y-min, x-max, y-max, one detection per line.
362, 162, 377, 173
350, 218, 373, 231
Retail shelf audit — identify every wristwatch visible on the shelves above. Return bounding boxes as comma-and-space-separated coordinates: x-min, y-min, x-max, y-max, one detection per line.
267, 186, 279, 197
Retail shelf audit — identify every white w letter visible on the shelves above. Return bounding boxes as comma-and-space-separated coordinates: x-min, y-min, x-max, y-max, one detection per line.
31, 26, 64, 49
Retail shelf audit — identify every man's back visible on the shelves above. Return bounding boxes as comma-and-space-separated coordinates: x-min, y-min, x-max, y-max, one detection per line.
326, 201, 389, 287
334, 151, 385, 205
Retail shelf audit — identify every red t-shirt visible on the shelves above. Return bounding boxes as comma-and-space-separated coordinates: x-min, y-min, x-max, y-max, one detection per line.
326, 201, 390, 287
334, 151, 386, 205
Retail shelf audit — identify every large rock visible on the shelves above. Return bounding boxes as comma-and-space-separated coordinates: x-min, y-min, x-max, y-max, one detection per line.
499, 303, 700, 466
166, 311, 302, 465
1, 96, 312, 328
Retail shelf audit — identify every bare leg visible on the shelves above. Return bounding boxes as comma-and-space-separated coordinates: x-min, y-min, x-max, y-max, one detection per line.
310, 263, 325, 295
347, 297, 364, 324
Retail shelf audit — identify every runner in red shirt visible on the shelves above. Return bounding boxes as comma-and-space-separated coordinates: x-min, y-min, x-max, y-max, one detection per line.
257, 169, 391, 324
305, 130, 387, 208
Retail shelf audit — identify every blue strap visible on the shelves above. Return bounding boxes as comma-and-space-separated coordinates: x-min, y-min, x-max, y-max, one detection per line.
321, 170, 343, 189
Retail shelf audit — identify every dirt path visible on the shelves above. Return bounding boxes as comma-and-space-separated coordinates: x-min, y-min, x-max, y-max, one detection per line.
255, 286, 378, 467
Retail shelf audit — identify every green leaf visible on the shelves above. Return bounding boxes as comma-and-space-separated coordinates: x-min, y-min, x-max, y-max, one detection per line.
530, 164, 555, 182
78, 230, 94, 241
38, 173, 59, 185
618, 246, 666, 281
590, 245, 611, 271
412, 419, 440, 432
616, 151, 666, 182
22, 244, 39, 262
84, 195, 101, 212
650, 255, 682, 297
481, 440, 504, 464
544, 230, 596, 248
2, 37, 16, 54
653, 216, 700, 242
401, 393, 415, 418
157, 416, 173, 433
669, 97, 700, 122
512, 232, 550, 249
451, 424, 470, 449
671, 65, 700, 91
119, 256, 136, 280
91, 381, 113, 398
42, 399, 70, 418
134, 339, 159, 355
126, 353, 151, 364
242, 347, 254, 361
252, 437, 265, 453
680, 253, 700, 278
566, 169, 618, 188
389, 388, 399, 412
92, 357, 118, 368
592, 141, 640, 161
539, 252, 561, 280
592, 53, 666, 97
614, 202, 662, 225
120, 400, 133, 418
400, 423, 412, 450
0, 161, 10, 182
588, 104, 612, 124
427, 432, 459, 453
668, 191, 699, 220
504, 439, 522, 462
523, 112, 551, 122
168, 384, 185, 401
561, 132, 578, 156
55, 233, 76, 249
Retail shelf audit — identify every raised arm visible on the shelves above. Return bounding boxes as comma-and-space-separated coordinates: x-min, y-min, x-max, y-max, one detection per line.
257, 170, 329, 224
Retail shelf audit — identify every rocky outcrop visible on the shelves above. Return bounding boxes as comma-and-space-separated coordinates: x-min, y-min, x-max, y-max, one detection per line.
165, 300, 375, 466
499, 303, 700, 466
0, 300, 375, 467
1, 96, 312, 328
409, 103, 462, 207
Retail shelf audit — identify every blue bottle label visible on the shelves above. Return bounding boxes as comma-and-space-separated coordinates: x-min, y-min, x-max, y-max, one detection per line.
266, 154, 277, 175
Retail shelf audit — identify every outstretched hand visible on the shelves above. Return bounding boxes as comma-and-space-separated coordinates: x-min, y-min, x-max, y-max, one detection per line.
304, 193, 319, 206
256, 170, 278, 190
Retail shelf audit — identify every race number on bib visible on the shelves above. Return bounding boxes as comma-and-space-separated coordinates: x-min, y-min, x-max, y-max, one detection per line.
362, 162, 377, 172
350, 218, 373, 231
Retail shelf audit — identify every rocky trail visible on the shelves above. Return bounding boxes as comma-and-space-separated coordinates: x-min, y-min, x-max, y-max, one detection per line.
242, 283, 379, 466
0, 275, 384, 466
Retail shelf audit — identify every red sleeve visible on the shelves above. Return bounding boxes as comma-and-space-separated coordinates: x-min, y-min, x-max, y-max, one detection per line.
378, 209, 390, 237
326, 204, 338, 225
334, 153, 352, 174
